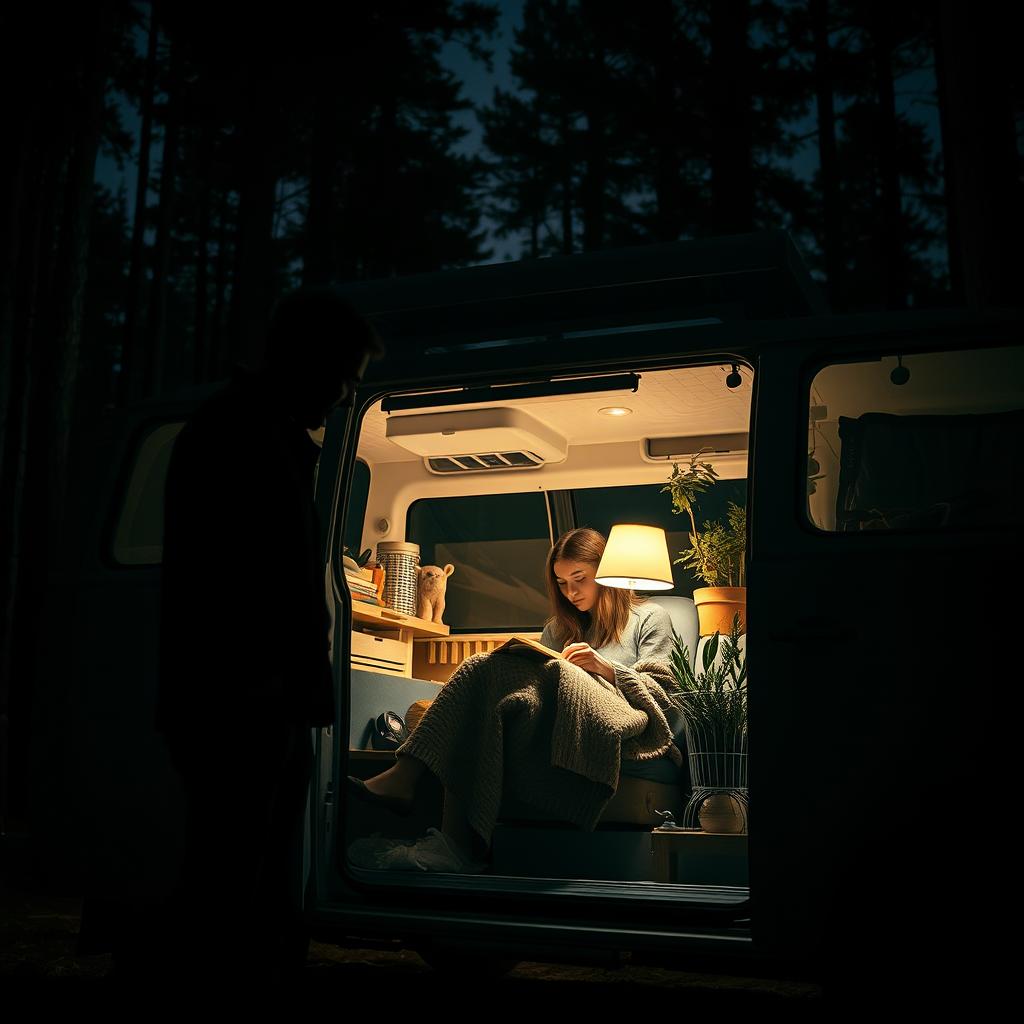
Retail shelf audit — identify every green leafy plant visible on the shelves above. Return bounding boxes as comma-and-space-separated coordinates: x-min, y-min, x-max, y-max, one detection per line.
668, 612, 747, 748
662, 450, 746, 587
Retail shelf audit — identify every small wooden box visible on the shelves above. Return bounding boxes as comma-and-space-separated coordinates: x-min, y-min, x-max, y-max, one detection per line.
649, 829, 749, 886
351, 630, 408, 676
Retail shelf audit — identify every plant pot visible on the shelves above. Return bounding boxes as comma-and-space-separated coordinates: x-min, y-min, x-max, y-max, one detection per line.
693, 586, 746, 637
698, 793, 747, 834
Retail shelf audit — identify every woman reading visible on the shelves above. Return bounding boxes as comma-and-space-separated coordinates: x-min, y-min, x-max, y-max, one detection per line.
348, 527, 679, 873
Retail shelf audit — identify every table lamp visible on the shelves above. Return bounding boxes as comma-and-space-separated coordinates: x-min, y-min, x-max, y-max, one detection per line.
595, 524, 674, 591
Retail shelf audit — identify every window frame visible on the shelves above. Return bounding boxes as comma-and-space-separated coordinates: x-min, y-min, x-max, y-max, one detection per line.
800, 336, 1024, 540
106, 419, 185, 569
405, 489, 556, 634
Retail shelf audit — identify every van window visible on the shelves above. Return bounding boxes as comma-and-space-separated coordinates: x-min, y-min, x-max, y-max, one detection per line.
575, 480, 747, 598
342, 459, 371, 560
807, 345, 1024, 532
111, 422, 183, 565
407, 492, 551, 631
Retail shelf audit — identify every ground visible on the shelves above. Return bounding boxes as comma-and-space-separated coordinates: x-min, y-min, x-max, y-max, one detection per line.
2, 834, 821, 1003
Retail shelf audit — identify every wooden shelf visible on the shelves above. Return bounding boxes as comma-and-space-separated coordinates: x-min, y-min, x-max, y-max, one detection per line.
351, 602, 450, 639
348, 749, 398, 761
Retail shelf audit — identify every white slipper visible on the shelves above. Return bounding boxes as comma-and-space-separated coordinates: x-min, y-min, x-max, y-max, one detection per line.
348, 828, 486, 874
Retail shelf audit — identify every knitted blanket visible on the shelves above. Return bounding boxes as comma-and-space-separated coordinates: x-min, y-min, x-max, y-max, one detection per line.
397, 650, 681, 845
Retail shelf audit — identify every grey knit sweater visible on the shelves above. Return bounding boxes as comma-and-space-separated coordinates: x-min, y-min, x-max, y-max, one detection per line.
540, 601, 675, 690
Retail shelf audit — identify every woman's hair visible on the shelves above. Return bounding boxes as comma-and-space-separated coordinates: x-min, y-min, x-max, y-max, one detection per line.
544, 528, 636, 650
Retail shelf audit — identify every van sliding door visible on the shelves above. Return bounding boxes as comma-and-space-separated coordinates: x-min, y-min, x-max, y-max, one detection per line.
749, 325, 1023, 985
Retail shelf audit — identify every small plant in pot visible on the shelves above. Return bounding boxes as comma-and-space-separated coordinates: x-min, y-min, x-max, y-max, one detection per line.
668, 612, 747, 833
662, 450, 746, 636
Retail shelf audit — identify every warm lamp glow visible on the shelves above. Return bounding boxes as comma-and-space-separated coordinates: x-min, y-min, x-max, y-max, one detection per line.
595, 524, 674, 591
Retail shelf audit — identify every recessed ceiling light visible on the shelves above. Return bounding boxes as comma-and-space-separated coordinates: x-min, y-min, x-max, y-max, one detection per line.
599, 406, 633, 417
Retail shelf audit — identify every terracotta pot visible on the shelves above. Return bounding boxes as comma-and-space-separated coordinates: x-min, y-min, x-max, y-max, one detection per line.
698, 794, 746, 834
693, 586, 746, 637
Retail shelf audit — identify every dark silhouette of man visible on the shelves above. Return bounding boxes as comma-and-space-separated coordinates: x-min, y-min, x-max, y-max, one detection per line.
155, 286, 381, 983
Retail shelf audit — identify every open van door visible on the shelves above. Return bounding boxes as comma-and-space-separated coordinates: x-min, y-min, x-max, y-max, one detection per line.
33, 393, 210, 941
748, 309, 1023, 992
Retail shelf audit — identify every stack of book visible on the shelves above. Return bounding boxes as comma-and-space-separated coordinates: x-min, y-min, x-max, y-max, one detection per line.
345, 564, 386, 605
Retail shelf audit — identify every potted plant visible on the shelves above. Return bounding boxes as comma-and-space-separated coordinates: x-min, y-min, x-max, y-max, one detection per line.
662, 450, 746, 636
668, 613, 747, 833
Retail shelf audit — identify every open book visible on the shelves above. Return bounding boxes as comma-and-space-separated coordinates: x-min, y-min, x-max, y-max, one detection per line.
492, 636, 563, 659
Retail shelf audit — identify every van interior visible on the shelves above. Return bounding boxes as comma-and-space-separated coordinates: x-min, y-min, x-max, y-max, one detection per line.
342, 360, 753, 890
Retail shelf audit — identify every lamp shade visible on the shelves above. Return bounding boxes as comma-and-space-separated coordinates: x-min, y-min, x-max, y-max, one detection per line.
595, 524, 674, 591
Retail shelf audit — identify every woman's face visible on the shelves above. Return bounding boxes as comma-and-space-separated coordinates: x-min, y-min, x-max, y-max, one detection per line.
553, 558, 600, 614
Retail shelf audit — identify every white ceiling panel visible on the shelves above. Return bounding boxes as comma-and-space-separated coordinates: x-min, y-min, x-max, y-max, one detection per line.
356, 364, 752, 465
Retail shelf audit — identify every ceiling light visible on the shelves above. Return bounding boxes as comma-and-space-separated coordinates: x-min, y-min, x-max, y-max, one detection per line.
599, 406, 633, 417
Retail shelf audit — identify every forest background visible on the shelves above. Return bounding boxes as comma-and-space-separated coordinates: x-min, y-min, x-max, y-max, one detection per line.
0, 0, 1020, 832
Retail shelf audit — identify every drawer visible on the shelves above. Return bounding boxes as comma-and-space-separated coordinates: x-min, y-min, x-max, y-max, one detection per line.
351, 656, 407, 677
351, 630, 407, 669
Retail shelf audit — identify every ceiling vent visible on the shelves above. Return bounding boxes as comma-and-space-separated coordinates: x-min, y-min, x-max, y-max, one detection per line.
386, 407, 567, 474
425, 451, 545, 474
645, 432, 749, 460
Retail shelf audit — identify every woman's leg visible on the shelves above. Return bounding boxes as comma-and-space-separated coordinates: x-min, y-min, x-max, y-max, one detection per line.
441, 790, 489, 861
364, 760, 486, 857
362, 753, 427, 800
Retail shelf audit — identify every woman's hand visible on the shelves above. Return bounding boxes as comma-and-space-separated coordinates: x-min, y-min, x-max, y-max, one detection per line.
561, 642, 617, 684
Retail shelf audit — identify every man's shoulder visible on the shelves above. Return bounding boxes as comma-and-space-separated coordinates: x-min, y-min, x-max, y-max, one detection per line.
184, 377, 257, 429
173, 377, 270, 453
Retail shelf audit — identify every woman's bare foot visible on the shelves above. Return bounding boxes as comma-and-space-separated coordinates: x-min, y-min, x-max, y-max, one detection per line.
363, 755, 425, 801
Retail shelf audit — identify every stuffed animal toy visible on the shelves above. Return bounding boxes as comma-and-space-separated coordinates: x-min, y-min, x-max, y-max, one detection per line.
416, 563, 454, 623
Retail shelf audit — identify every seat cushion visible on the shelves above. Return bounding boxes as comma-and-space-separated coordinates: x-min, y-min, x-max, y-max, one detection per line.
620, 755, 682, 785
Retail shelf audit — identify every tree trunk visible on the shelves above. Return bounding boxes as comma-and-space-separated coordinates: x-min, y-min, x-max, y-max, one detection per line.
145, 30, 183, 396
931, 7, 962, 306
209, 188, 231, 381
0, 2, 110, 833
559, 108, 574, 255
933, 2, 1021, 310
581, 29, 607, 252
304, 78, 337, 287
118, 3, 159, 407
529, 164, 541, 259
194, 122, 213, 384
810, 0, 843, 311
651, 0, 681, 243
228, 76, 277, 371
0, 141, 60, 835
868, 1, 907, 310
709, 0, 754, 234
42, 5, 111, 531
0, 82, 34, 494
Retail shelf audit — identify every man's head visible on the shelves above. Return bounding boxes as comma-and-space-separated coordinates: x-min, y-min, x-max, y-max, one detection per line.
263, 286, 384, 429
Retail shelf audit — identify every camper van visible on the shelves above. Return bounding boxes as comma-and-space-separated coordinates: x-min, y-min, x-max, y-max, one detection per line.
36, 231, 1023, 989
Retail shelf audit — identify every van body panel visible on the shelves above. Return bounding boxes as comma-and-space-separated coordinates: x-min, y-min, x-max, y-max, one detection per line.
748, 322, 1023, 976
34, 409, 192, 899
37, 234, 1022, 979
317, 294, 1022, 977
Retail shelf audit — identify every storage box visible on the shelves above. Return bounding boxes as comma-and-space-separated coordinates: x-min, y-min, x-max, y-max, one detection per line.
351, 630, 408, 676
